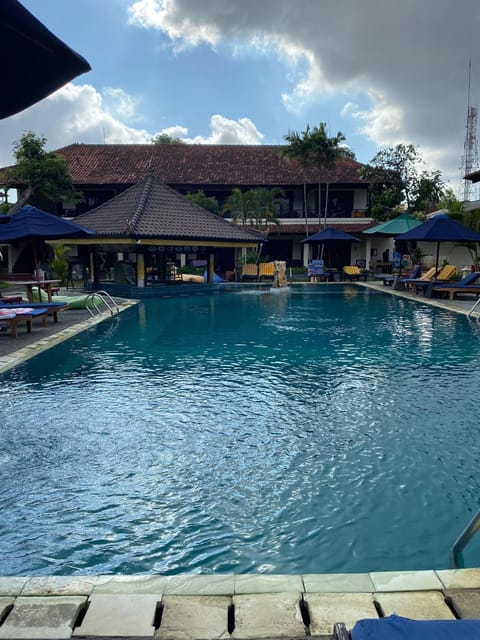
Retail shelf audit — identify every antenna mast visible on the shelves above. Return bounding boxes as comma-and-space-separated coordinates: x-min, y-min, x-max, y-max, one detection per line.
460, 59, 479, 201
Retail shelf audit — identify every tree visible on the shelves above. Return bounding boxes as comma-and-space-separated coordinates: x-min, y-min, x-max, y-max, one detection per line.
279, 123, 352, 233
186, 190, 219, 215
279, 125, 312, 235
221, 187, 285, 229
221, 188, 254, 225
361, 143, 445, 219
308, 123, 353, 228
7, 131, 78, 211
151, 133, 185, 144
441, 189, 480, 264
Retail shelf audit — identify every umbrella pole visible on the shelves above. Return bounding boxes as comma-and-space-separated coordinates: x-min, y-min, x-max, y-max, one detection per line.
436, 242, 440, 274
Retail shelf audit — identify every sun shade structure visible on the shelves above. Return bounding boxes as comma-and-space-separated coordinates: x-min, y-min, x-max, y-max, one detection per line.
300, 227, 358, 243
0, 0, 91, 119
396, 213, 480, 271
362, 213, 422, 236
0, 205, 95, 241
74, 172, 263, 246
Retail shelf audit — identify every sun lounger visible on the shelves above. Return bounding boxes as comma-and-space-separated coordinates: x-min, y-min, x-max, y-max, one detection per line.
0, 307, 47, 337
343, 265, 368, 281
0, 300, 70, 323
240, 263, 258, 280
412, 264, 457, 295
433, 271, 480, 300
0, 289, 23, 303
382, 264, 421, 286
348, 614, 480, 639
258, 262, 275, 281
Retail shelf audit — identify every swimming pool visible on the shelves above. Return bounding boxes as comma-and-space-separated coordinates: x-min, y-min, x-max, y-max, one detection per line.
2, 284, 480, 576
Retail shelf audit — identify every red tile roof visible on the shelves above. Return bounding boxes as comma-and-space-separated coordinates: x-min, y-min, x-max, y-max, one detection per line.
75, 172, 263, 243
46, 143, 368, 188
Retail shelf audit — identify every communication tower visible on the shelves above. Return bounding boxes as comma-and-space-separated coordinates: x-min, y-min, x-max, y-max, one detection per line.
460, 61, 479, 201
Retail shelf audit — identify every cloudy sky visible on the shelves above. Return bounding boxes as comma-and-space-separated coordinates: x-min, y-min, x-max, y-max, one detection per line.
2, 0, 480, 194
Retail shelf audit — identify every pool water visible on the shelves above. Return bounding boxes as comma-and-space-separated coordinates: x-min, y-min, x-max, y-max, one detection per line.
2, 284, 480, 576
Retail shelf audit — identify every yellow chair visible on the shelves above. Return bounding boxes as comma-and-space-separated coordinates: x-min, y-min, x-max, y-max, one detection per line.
412, 265, 457, 295
240, 263, 258, 280
342, 266, 367, 281
258, 262, 275, 281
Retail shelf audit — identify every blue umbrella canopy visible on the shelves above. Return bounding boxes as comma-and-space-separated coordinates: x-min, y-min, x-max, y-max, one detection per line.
300, 227, 358, 243
396, 214, 480, 270
0, 205, 95, 241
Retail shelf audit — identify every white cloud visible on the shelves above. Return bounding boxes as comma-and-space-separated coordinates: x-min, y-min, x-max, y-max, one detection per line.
102, 87, 140, 120
184, 115, 264, 144
0, 83, 265, 169
126, 0, 480, 182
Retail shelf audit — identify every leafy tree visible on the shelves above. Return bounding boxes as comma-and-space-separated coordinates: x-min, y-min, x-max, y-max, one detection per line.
248, 187, 285, 229
308, 123, 353, 228
279, 126, 312, 232
279, 123, 352, 233
441, 189, 480, 264
7, 131, 78, 211
221, 187, 284, 229
186, 190, 219, 215
361, 143, 445, 219
151, 133, 185, 144
221, 188, 254, 225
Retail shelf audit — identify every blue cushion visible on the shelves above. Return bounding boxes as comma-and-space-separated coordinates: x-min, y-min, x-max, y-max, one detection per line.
352, 614, 480, 640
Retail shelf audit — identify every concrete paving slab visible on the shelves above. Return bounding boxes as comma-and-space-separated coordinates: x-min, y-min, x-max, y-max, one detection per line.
162, 575, 234, 596
155, 595, 231, 640
231, 593, 305, 639
73, 593, 160, 637
375, 590, 455, 620
437, 568, 480, 589
0, 577, 27, 596
444, 588, 480, 619
22, 576, 98, 596
0, 595, 87, 639
234, 574, 303, 594
94, 575, 167, 594
370, 570, 442, 592
303, 573, 374, 593
306, 592, 377, 635
0, 597, 14, 621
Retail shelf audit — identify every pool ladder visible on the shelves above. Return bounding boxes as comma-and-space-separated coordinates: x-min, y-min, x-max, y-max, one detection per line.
85, 291, 119, 317
467, 297, 480, 319
449, 507, 480, 568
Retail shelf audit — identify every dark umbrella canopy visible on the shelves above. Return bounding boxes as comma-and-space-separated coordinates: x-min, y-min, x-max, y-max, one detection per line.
396, 214, 480, 271
0, 0, 91, 119
300, 227, 358, 243
300, 226, 358, 267
0, 205, 95, 241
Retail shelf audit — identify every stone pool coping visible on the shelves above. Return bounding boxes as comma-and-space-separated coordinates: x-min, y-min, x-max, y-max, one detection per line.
1, 570, 480, 638
0, 298, 138, 375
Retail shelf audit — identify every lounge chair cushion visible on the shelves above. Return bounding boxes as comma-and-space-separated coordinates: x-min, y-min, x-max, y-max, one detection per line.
352, 614, 480, 639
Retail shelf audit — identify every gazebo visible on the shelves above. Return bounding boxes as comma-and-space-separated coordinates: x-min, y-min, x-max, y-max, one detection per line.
67, 172, 263, 290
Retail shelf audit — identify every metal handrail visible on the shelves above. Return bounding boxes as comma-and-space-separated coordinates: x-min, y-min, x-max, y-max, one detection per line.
449, 507, 480, 568
85, 291, 119, 317
467, 297, 480, 318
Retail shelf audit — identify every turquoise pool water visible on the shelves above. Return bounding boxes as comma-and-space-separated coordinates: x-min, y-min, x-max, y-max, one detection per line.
2, 284, 480, 576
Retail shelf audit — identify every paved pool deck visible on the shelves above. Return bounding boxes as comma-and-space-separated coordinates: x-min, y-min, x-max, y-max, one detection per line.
1, 570, 480, 638
1, 283, 480, 637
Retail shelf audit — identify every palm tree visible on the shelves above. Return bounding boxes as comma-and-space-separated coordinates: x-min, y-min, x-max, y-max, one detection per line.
279, 126, 313, 236
308, 123, 352, 229
249, 187, 285, 229
279, 123, 352, 235
221, 188, 254, 225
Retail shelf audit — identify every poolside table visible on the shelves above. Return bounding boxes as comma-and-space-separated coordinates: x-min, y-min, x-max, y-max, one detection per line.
18, 279, 61, 303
